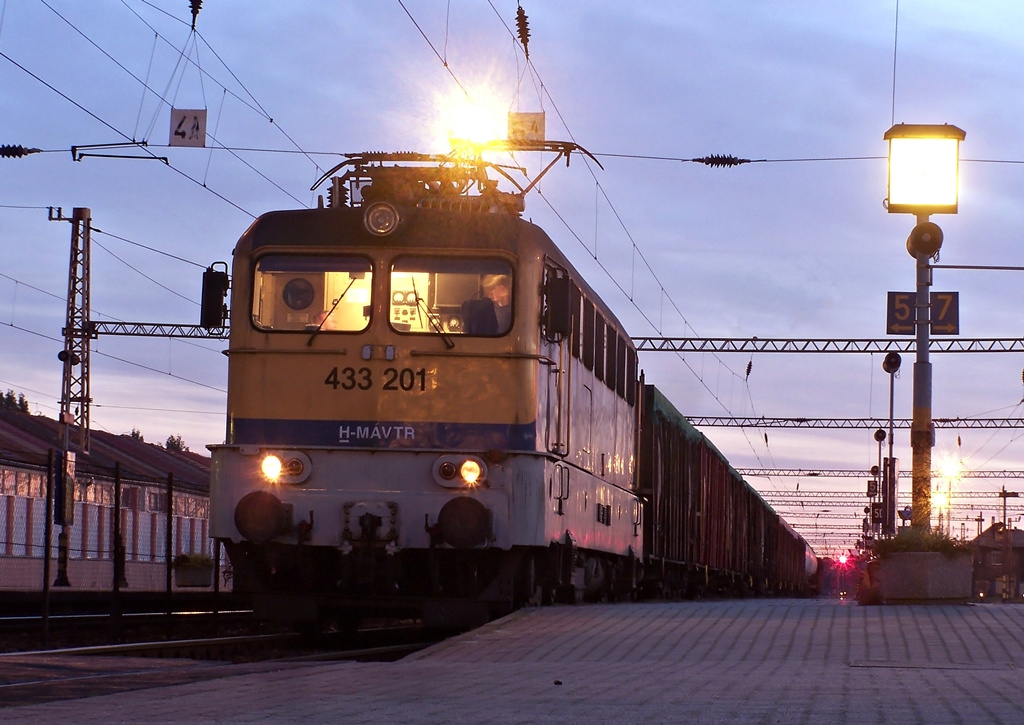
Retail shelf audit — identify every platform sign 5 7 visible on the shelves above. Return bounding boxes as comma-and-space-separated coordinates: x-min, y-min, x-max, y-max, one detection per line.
886, 291, 959, 335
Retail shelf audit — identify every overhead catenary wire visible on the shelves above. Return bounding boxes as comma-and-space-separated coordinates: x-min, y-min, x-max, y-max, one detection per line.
0, 49, 254, 217
487, 4, 781, 468
19, 1, 320, 210
6, 5, 1022, 489
93, 239, 198, 306
0, 317, 224, 393
473, 1, 778, 473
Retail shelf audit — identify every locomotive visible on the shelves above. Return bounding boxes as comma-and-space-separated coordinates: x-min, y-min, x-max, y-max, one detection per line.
207, 145, 812, 628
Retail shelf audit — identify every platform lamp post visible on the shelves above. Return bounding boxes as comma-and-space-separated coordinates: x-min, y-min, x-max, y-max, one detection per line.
884, 123, 965, 530
881, 351, 901, 537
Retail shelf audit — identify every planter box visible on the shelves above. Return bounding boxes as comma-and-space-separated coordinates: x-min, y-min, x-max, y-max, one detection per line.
174, 566, 214, 588
874, 552, 972, 603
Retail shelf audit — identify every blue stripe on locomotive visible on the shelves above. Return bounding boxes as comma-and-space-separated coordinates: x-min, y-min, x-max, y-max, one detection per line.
232, 418, 537, 450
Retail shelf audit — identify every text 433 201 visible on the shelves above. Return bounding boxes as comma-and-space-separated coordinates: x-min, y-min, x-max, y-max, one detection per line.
324, 367, 427, 391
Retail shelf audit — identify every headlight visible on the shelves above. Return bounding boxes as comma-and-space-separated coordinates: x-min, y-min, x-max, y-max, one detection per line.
363, 201, 401, 236
261, 454, 283, 481
259, 451, 312, 485
432, 455, 488, 488
460, 460, 482, 485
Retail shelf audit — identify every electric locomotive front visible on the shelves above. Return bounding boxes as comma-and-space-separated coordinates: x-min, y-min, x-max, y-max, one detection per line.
209, 152, 643, 624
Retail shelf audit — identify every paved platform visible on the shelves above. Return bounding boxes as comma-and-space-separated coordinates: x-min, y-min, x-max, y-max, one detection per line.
3, 598, 1024, 723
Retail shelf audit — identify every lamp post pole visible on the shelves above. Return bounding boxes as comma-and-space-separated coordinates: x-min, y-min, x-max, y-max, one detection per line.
911, 232, 933, 529
882, 352, 901, 537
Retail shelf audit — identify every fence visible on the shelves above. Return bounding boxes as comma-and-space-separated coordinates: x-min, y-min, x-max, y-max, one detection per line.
0, 457, 222, 592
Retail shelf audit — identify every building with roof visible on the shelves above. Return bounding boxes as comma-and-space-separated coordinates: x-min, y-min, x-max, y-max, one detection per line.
0, 406, 214, 591
971, 521, 1024, 601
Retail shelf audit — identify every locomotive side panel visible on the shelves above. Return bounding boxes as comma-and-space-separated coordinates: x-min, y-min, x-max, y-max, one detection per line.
530, 253, 642, 560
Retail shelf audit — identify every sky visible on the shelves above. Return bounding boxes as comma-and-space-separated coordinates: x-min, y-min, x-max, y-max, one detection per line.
3, 1, 1024, 555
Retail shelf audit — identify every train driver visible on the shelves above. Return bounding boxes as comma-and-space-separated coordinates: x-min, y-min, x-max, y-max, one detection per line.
314, 308, 340, 330
481, 274, 512, 332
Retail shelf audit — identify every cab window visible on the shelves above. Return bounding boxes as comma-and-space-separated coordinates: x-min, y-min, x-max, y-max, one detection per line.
389, 256, 513, 336
252, 254, 373, 332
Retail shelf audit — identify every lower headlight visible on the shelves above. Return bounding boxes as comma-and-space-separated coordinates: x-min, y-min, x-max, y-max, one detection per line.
261, 454, 283, 481
460, 459, 482, 485
432, 455, 488, 488
259, 451, 312, 485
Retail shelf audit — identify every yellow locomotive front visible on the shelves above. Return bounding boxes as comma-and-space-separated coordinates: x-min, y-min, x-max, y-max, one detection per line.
209, 151, 642, 625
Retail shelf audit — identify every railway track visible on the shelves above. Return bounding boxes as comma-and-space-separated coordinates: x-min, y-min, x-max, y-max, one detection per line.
0, 590, 261, 653
30, 631, 434, 661
0, 624, 446, 708
0, 608, 266, 654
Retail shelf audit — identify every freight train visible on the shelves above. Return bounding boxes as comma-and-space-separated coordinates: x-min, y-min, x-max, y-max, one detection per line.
206, 145, 814, 628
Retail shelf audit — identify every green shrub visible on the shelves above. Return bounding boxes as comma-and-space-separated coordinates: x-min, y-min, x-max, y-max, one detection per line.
873, 527, 972, 558
173, 553, 214, 569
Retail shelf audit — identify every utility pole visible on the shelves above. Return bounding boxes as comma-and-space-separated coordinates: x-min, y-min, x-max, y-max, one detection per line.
52, 206, 93, 451
50, 206, 93, 586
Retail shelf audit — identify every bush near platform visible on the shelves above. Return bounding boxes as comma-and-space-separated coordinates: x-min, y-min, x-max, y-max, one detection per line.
860, 529, 973, 604
873, 528, 972, 558
172, 553, 214, 569
173, 553, 214, 587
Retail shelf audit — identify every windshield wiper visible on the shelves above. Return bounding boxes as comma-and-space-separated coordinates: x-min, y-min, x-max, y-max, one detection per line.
307, 277, 356, 346
411, 277, 454, 350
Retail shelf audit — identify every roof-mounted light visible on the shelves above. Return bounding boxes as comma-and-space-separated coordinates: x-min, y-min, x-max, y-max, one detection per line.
363, 201, 401, 236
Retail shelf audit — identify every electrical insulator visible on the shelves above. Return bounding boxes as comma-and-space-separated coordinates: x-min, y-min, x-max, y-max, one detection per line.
329, 177, 347, 208
0, 145, 41, 158
692, 154, 751, 168
190, 0, 202, 30
516, 5, 530, 59
745, 360, 752, 379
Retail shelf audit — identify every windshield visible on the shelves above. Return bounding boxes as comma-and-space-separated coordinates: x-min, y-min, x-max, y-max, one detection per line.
252, 254, 373, 332
389, 256, 513, 336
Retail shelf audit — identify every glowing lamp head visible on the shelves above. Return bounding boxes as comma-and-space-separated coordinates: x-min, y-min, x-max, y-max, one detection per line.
884, 123, 965, 215
436, 88, 506, 152
460, 459, 483, 486
838, 553, 849, 566
938, 457, 963, 483
261, 454, 283, 481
